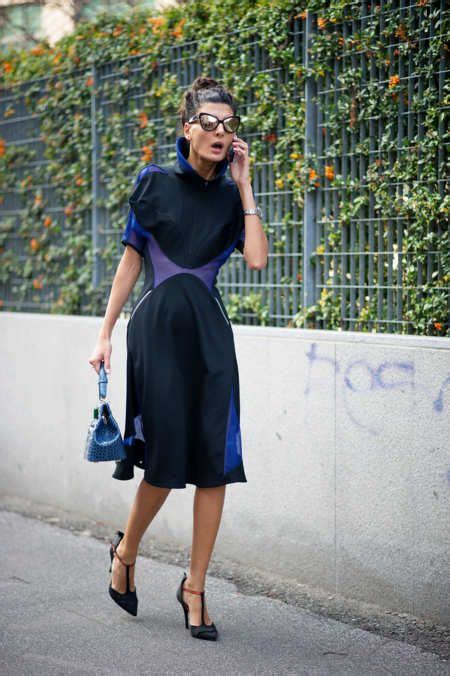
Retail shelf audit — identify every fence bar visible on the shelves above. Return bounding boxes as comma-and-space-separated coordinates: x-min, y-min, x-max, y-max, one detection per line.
91, 63, 101, 290
302, 11, 317, 311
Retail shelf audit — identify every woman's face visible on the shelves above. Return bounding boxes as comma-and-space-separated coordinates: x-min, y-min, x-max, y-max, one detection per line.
184, 102, 236, 165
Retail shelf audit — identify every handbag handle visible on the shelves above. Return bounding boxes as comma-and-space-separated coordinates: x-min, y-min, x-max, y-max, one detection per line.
98, 361, 108, 401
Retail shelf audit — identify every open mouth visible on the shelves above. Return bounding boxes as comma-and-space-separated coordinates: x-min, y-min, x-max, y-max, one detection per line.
211, 142, 224, 152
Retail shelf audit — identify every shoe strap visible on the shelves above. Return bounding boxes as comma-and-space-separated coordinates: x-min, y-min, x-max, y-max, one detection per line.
111, 542, 136, 568
183, 586, 204, 595
183, 584, 206, 624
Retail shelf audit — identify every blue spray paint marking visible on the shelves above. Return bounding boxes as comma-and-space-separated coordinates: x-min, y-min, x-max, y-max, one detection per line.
304, 341, 449, 436
433, 374, 450, 413
304, 342, 340, 396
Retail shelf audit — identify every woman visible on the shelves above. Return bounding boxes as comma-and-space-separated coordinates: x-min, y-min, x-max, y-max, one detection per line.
88, 76, 268, 640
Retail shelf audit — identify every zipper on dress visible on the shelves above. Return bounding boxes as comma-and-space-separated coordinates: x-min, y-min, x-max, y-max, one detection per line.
130, 288, 152, 322
214, 296, 230, 326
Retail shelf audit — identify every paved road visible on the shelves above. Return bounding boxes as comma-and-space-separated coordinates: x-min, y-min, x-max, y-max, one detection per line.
1, 510, 448, 675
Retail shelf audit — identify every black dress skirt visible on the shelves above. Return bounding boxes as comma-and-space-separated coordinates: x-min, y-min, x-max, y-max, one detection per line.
112, 136, 248, 489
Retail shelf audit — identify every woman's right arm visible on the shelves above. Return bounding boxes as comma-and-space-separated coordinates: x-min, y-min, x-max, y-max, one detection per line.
88, 246, 143, 374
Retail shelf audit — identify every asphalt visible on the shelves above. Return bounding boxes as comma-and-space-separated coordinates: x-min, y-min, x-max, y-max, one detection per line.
1, 503, 449, 675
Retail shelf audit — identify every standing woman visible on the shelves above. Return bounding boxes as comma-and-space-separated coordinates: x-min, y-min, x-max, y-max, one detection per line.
88, 76, 268, 639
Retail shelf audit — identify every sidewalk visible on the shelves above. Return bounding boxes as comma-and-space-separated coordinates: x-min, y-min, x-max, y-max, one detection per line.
1, 508, 448, 675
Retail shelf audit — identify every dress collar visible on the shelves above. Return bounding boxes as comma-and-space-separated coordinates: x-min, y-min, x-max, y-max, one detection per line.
174, 136, 228, 184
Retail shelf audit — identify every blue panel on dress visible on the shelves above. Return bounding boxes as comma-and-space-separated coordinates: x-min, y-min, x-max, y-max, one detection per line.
121, 164, 164, 256
124, 413, 145, 445
121, 208, 146, 255
223, 383, 243, 474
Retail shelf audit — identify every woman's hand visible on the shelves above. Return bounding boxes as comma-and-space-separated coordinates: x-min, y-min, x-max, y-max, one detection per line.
228, 133, 250, 185
88, 336, 112, 374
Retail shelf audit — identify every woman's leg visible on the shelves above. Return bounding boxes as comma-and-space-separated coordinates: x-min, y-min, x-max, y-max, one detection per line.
183, 485, 226, 625
111, 479, 171, 593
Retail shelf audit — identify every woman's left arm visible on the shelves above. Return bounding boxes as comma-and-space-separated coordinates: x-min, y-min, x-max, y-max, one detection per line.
230, 135, 269, 270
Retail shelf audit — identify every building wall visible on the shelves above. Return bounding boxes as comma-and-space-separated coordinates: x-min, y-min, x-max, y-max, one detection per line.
0, 0, 177, 48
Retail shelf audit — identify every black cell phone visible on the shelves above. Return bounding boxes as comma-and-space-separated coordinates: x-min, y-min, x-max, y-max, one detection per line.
227, 147, 235, 164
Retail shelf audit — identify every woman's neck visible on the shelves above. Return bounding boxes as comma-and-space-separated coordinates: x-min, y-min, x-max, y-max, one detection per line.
187, 150, 218, 181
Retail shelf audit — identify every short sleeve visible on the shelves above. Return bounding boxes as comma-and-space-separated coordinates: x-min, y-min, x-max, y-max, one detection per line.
121, 164, 163, 256
121, 207, 146, 256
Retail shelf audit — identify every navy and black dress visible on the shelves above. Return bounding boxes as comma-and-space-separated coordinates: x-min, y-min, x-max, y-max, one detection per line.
112, 136, 248, 489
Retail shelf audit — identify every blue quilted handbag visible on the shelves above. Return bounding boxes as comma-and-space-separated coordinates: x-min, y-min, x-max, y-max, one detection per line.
84, 361, 127, 463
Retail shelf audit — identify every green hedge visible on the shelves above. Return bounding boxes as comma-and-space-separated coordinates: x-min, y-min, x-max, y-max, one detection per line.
0, 0, 448, 335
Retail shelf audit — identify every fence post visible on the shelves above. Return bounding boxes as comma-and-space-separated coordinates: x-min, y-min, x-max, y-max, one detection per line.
302, 12, 317, 312
91, 63, 100, 290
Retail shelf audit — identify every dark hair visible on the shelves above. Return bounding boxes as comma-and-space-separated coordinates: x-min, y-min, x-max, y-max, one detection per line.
177, 76, 237, 132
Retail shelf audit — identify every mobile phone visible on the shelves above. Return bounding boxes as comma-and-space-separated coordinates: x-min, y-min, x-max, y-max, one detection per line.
227, 147, 235, 164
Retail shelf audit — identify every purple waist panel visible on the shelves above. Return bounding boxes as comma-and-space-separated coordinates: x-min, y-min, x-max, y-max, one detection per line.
147, 232, 235, 293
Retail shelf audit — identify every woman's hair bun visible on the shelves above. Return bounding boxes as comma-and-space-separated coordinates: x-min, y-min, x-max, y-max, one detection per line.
177, 76, 237, 129
191, 76, 220, 92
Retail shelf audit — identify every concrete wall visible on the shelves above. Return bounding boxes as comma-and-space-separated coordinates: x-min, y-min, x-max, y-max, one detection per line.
1, 312, 449, 625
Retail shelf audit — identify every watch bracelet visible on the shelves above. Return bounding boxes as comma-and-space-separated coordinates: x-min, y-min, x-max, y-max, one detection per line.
243, 205, 262, 218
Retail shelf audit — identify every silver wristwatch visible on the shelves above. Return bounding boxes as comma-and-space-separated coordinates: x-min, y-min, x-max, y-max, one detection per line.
243, 205, 262, 218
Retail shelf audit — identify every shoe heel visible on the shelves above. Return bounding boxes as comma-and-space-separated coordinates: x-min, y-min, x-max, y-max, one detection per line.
176, 571, 190, 629
182, 604, 189, 629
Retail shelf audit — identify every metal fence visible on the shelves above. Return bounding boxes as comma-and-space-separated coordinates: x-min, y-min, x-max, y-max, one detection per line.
306, 0, 448, 334
0, 1, 448, 333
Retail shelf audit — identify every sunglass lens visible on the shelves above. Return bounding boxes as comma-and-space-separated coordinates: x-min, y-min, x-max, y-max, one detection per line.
224, 117, 240, 132
200, 115, 218, 131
